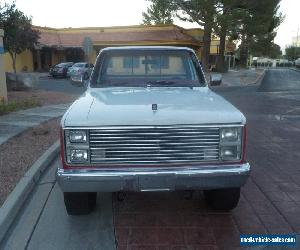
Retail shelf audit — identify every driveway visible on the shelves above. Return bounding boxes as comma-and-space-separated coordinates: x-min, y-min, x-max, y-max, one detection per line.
1, 69, 300, 249
38, 76, 86, 95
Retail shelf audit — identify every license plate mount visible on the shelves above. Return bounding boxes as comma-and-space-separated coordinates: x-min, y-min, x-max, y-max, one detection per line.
139, 175, 175, 191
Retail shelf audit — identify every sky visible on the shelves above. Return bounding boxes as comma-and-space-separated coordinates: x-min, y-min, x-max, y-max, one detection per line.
4, 0, 300, 51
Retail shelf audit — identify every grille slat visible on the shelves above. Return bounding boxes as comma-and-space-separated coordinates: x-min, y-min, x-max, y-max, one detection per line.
89, 125, 220, 165
91, 152, 219, 157
90, 145, 219, 149
90, 149, 219, 153
90, 141, 219, 145
89, 132, 220, 136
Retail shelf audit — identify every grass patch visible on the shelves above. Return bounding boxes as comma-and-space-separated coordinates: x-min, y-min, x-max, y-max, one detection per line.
0, 99, 41, 115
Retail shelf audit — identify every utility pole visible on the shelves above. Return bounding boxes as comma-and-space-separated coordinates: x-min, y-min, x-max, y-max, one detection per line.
292, 26, 300, 60
297, 26, 299, 47
296, 26, 299, 61
0, 29, 8, 104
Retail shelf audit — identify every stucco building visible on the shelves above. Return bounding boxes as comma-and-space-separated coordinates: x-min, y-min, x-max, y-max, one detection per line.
4, 24, 235, 72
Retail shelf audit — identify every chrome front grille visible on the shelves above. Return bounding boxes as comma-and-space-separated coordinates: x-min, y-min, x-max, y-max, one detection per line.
89, 125, 220, 165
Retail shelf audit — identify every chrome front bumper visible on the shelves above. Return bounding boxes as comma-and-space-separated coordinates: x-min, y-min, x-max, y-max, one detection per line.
57, 163, 250, 192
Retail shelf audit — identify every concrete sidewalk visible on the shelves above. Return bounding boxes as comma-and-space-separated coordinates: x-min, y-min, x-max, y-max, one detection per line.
0, 104, 70, 145
0, 157, 116, 250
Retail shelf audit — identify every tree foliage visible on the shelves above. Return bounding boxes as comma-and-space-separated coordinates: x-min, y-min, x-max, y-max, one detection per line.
213, 0, 246, 71
142, 0, 283, 71
142, 0, 174, 25
0, 1, 40, 73
173, 0, 217, 71
252, 42, 282, 59
285, 46, 300, 61
234, 0, 283, 66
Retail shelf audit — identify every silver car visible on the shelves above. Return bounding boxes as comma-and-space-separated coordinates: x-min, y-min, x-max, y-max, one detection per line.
68, 62, 94, 82
296, 58, 300, 68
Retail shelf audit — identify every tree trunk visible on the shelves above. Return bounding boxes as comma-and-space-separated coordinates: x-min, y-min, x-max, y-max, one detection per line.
239, 36, 249, 68
216, 25, 227, 73
8, 51, 18, 90
9, 52, 17, 74
202, 22, 212, 71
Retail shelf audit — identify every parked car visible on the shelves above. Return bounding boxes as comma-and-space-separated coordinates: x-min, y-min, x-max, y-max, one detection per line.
295, 58, 300, 68
68, 62, 94, 82
57, 46, 250, 215
49, 62, 74, 78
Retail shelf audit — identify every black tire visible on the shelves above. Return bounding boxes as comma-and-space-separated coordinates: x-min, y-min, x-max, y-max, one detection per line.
64, 192, 97, 215
204, 188, 240, 211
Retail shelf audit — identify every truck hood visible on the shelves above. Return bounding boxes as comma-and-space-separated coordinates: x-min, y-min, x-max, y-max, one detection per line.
63, 87, 246, 127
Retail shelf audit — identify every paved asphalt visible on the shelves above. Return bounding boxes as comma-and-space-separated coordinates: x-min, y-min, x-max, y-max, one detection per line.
1, 69, 300, 249
258, 68, 300, 92
38, 76, 86, 95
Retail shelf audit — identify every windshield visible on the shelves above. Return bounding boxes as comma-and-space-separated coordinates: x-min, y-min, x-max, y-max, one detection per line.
73, 63, 86, 68
57, 62, 72, 67
91, 50, 206, 87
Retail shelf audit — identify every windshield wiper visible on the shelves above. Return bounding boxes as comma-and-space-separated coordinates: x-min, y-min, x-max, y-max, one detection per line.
146, 80, 178, 86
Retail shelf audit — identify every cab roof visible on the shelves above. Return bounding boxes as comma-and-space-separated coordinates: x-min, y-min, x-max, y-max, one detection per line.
100, 46, 195, 53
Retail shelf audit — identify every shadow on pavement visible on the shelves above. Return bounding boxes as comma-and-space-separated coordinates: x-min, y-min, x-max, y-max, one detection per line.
258, 69, 300, 92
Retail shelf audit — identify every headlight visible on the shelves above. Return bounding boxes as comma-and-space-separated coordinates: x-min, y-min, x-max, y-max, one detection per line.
221, 127, 240, 142
70, 149, 88, 162
69, 130, 87, 143
220, 127, 242, 161
220, 146, 239, 160
64, 129, 90, 165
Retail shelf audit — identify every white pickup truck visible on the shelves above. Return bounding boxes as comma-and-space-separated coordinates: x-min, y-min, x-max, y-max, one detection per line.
57, 46, 250, 215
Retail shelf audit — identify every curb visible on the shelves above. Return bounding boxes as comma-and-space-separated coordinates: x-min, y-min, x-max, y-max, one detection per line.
250, 69, 266, 85
0, 140, 60, 243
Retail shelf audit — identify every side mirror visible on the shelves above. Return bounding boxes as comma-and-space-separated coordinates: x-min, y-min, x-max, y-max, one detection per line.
70, 75, 88, 88
210, 73, 222, 86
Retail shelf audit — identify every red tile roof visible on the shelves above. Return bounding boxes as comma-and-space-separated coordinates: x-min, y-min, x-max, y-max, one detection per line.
37, 25, 201, 48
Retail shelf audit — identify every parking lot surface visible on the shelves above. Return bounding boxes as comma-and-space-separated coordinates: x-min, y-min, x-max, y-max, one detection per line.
38, 76, 86, 95
1, 69, 300, 250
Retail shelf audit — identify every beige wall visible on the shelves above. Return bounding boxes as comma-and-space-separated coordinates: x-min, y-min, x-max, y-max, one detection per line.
4, 50, 33, 72
210, 40, 220, 55
210, 40, 236, 55
2, 43, 231, 73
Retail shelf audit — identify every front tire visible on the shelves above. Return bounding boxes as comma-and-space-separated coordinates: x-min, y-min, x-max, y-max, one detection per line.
64, 192, 97, 215
204, 188, 240, 211
83, 72, 89, 80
